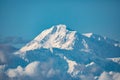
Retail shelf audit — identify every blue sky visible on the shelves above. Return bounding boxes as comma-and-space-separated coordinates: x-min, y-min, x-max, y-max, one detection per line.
0, 0, 120, 41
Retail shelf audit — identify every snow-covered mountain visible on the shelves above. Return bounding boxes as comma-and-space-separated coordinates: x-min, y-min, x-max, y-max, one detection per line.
1, 24, 120, 80
15, 24, 120, 58
16, 25, 76, 54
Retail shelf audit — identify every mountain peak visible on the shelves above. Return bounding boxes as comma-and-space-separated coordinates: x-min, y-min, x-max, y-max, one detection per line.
34, 24, 67, 41
16, 24, 77, 54
53, 24, 67, 30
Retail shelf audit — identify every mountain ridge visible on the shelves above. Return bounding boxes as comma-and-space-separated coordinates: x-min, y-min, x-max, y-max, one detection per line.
15, 24, 120, 58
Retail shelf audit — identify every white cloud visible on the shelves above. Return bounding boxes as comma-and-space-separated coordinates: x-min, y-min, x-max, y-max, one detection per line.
109, 71, 120, 80
98, 71, 120, 80
7, 61, 40, 78
7, 66, 23, 78
98, 71, 112, 80
25, 61, 40, 76
112, 73, 120, 80
6, 60, 60, 80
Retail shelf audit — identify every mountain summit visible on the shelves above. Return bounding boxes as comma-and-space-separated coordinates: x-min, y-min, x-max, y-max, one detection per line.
16, 24, 77, 54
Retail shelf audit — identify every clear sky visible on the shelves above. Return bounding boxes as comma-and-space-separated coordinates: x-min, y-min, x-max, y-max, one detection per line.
0, 0, 120, 41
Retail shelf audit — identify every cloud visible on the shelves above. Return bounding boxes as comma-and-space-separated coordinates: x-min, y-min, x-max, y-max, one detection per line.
7, 66, 23, 78
98, 71, 112, 80
98, 71, 120, 80
0, 65, 9, 80
7, 61, 40, 78
47, 68, 59, 78
25, 61, 40, 76
109, 72, 120, 80
0, 45, 18, 65
79, 74, 95, 80
6, 60, 60, 80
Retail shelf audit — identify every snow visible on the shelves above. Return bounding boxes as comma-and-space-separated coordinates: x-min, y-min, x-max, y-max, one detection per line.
42, 25, 76, 50
63, 56, 77, 74
94, 76, 98, 79
34, 26, 54, 41
85, 62, 95, 67
16, 24, 76, 54
114, 43, 120, 47
107, 57, 120, 64
104, 36, 106, 40
80, 39, 90, 52
98, 37, 101, 41
82, 39, 89, 49
18, 26, 55, 53
49, 47, 53, 53
82, 33, 93, 38
114, 44, 118, 47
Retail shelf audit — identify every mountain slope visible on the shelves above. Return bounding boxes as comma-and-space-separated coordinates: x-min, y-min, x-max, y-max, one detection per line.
16, 25, 76, 54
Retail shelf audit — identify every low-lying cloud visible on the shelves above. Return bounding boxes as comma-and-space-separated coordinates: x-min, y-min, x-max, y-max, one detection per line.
98, 71, 120, 80
7, 61, 40, 78
6, 60, 61, 80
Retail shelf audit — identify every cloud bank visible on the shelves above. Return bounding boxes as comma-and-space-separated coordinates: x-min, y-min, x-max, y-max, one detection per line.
6, 60, 61, 80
